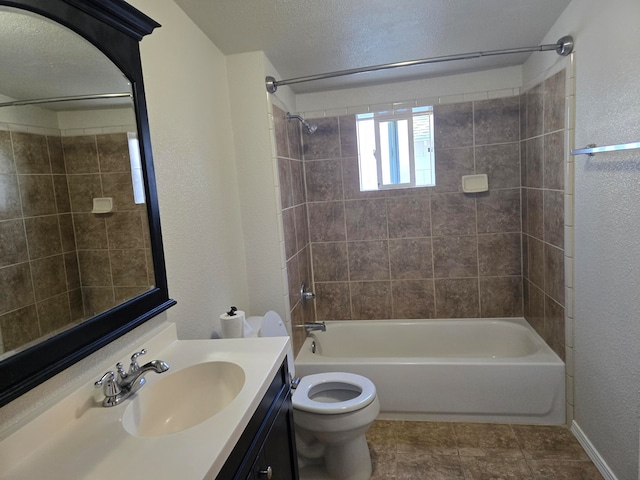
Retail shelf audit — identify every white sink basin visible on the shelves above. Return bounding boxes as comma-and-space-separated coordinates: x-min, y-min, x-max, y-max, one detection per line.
122, 361, 245, 437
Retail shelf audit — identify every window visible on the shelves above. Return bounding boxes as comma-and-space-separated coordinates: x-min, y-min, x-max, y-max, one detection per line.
356, 106, 435, 191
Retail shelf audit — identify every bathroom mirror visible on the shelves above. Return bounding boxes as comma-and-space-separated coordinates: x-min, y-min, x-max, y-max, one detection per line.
0, 0, 175, 407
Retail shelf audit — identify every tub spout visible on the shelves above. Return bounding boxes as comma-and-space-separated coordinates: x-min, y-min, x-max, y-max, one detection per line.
304, 322, 326, 332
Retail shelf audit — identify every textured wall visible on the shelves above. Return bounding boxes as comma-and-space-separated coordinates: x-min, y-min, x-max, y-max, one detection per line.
525, 0, 640, 478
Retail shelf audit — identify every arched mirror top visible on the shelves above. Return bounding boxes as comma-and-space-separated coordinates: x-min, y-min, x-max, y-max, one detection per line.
0, 0, 175, 407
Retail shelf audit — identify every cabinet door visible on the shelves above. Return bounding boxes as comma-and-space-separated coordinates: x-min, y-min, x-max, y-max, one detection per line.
250, 400, 298, 480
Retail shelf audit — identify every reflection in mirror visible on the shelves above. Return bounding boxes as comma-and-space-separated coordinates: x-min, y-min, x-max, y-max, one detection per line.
0, 7, 154, 360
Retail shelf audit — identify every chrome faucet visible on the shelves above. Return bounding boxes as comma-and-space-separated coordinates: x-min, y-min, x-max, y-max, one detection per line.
304, 322, 326, 332
95, 349, 169, 407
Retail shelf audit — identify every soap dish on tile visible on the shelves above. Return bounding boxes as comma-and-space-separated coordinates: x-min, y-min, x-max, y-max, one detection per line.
91, 197, 113, 214
461, 174, 488, 193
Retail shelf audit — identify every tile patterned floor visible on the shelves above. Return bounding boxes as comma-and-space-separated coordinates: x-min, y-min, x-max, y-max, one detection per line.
366, 420, 604, 480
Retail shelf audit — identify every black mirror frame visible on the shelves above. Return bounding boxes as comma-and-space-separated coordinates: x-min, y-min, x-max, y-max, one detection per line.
0, 0, 176, 407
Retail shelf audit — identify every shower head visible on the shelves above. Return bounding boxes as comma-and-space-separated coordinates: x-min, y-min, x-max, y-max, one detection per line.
285, 112, 318, 135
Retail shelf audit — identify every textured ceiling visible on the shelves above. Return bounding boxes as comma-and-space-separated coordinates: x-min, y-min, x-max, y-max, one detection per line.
0, 8, 131, 110
174, 0, 572, 93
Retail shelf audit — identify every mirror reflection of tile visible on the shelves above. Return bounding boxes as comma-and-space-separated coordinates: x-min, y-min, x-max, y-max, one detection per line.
0, 130, 153, 354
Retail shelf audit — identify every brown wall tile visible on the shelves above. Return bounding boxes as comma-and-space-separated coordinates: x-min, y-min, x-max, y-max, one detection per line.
524, 137, 543, 188
77, 250, 112, 286
31, 255, 67, 301
544, 244, 565, 305
110, 249, 148, 286
282, 208, 297, 260
351, 281, 392, 319
478, 233, 521, 276
24, 216, 62, 259
348, 240, 390, 281
82, 286, 115, 317
106, 211, 144, 249
37, 293, 72, 335
312, 242, 348, 282
52, 174, 71, 213
305, 159, 343, 201
480, 277, 523, 317
476, 189, 521, 234
12, 132, 50, 174
345, 199, 387, 240
0, 219, 28, 267
543, 131, 565, 190
432, 236, 477, 278
475, 143, 521, 189
278, 157, 293, 209
285, 255, 299, 309
435, 278, 479, 318
391, 279, 435, 319
431, 193, 476, 236
544, 190, 564, 248
97, 133, 130, 173
0, 305, 39, 352
0, 174, 22, 220
433, 147, 474, 193
0, 131, 15, 174
389, 238, 433, 279
315, 282, 351, 320
0, 262, 35, 314
47, 136, 65, 174
18, 175, 57, 217
303, 117, 340, 160
434, 102, 473, 149
308, 202, 346, 242
524, 84, 543, 139
67, 173, 102, 213
102, 172, 137, 211
474, 96, 520, 146
387, 195, 431, 238
62, 135, 99, 173
339, 116, 357, 158
544, 70, 566, 134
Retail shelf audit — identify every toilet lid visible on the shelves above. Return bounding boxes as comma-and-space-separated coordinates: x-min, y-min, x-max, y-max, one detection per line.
292, 372, 377, 414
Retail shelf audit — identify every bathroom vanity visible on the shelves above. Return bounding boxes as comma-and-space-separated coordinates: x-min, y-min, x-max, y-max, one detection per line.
217, 358, 298, 480
0, 323, 299, 479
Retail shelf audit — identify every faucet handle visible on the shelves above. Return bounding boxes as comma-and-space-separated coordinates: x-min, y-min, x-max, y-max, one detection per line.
129, 348, 147, 370
95, 371, 121, 397
116, 362, 128, 381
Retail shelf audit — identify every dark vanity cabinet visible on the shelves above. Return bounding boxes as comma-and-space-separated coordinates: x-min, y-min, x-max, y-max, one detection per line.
217, 361, 299, 480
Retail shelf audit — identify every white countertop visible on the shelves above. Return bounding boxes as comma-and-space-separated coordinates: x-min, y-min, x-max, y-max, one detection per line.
0, 324, 290, 480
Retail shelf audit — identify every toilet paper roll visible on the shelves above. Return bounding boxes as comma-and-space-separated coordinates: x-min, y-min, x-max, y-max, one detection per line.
220, 310, 245, 338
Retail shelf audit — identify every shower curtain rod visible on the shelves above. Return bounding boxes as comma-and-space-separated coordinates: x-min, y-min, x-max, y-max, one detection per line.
266, 36, 574, 93
0, 92, 132, 108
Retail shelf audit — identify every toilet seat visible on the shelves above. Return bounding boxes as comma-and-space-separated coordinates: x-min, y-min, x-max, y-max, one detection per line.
293, 372, 376, 414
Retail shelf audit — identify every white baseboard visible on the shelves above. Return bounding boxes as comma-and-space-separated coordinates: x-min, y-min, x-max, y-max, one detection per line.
571, 421, 619, 480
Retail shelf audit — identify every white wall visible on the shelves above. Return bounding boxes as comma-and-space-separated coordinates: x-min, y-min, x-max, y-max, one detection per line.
524, 1, 640, 478
130, 0, 250, 339
295, 65, 522, 114
226, 52, 288, 322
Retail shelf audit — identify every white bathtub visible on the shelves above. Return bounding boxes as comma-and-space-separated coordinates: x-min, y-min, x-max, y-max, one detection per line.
294, 317, 565, 424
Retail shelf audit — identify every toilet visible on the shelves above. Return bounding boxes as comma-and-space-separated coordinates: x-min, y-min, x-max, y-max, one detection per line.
260, 311, 380, 480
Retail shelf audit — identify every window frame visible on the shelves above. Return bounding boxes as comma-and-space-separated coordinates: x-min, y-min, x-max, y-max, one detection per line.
357, 107, 435, 192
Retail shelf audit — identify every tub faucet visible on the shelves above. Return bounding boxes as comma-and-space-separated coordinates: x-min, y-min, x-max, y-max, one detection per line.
95, 348, 169, 407
304, 322, 326, 332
